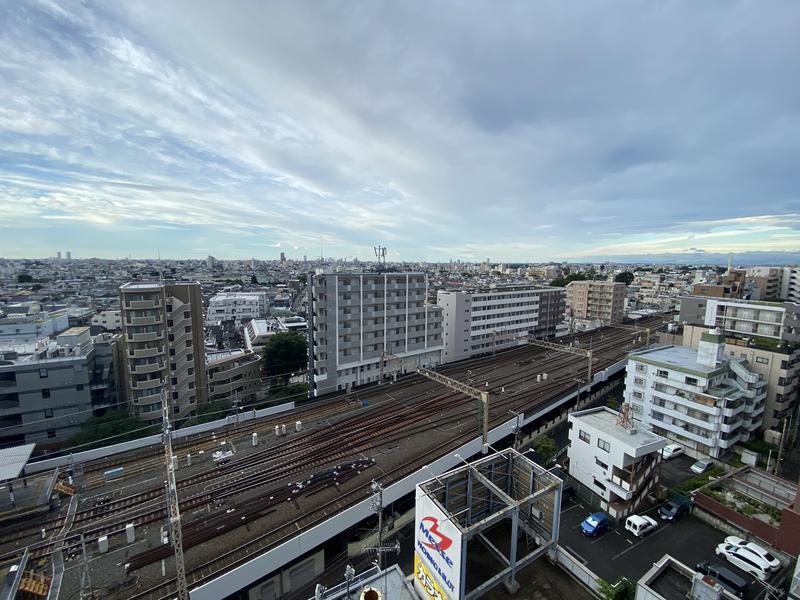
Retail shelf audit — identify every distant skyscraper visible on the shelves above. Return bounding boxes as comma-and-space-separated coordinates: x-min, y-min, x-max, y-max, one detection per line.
304, 255, 307, 264
280, 251, 286, 263
65, 251, 71, 260
56, 251, 62, 260
206, 255, 217, 269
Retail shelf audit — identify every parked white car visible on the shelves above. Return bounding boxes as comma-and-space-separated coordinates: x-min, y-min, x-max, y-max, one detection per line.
625, 514, 658, 538
715, 543, 772, 581
724, 536, 781, 572
690, 458, 714, 474
660, 444, 683, 460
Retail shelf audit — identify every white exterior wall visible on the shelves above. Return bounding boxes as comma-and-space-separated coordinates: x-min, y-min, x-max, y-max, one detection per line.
567, 407, 666, 519
437, 287, 564, 364
91, 310, 122, 331
623, 349, 766, 458
206, 292, 268, 324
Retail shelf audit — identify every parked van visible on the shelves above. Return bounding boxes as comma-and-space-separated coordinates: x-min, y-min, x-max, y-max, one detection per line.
695, 561, 748, 598
661, 444, 683, 460
624, 514, 658, 538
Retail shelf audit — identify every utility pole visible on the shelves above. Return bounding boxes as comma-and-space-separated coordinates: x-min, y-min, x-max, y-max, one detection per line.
79, 533, 92, 600
162, 389, 189, 600
775, 417, 789, 477
370, 481, 384, 568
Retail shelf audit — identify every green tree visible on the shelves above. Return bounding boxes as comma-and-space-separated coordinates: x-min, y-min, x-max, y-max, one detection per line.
533, 435, 558, 463
196, 400, 232, 424
614, 271, 634, 285
550, 272, 588, 287
262, 331, 308, 381
250, 274, 259, 284
16, 273, 33, 283
65, 411, 153, 451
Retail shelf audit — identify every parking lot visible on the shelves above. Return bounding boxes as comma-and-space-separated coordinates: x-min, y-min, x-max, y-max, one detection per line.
558, 498, 776, 599
658, 454, 697, 489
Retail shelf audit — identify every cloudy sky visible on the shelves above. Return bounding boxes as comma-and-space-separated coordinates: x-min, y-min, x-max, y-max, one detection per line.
1, 1, 799, 262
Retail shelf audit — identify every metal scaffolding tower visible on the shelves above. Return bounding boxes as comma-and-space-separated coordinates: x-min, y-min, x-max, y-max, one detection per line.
162, 389, 189, 600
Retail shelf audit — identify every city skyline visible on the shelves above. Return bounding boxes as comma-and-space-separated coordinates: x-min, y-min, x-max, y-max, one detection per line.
2, 2, 800, 261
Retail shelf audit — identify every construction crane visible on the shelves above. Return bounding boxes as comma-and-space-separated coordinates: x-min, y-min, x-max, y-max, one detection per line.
526, 338, 593, 389
416, 366, 490, 454
161, 389, 189, 600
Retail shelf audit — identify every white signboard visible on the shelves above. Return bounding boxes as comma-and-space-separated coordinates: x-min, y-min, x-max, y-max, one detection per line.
414, 485, 463, 600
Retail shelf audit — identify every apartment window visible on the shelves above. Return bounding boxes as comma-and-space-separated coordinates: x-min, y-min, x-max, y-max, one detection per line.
168, 334, 175, 342
186, 354, 193, 362
635, 364, 646, 373
171, 378, 178, 385
685, 377, 698, 386
42, 389, 51, 399
593, 479, 606, 491
595, 457, 608, 470
166, 304, 173, 312
656, 369, 669, 378
634, 377, 644, 386
188, 368, 194, 376
632, 390, 643, 400
167, 320, 174, 327
172, 391, 179, 400
597, 438, 610, 453
189, 396, 196, 404
184, 311, 190, 319
185, 326, 191, 333
76, 384, 84, 391
170, 362, 176, 371
44, 408, 53, 419
47, 429, 56, 439
578, 429, 590, 444
756, 357, 769, 365
185, 340, 192, 348
39, 368, 48, 378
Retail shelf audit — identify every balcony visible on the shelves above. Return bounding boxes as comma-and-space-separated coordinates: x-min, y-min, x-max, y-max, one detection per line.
128, 315, 163, 326
0, 380, 16, 389
134, 391, 162, 402
131, 361, 165, 375
133, 378, 163, 390
129, 331, 164, 343
127, 299, 161, 309
128, 346, 163, 358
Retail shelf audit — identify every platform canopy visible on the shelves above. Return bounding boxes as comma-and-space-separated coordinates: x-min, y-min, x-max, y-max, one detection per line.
0, 443, 35, 483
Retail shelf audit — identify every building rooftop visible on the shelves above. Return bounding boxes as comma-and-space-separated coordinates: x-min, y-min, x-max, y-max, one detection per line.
570, 406, 665, 449
120, 281, 199, 290
629, 345, 722, 376
206, 349, 256, 365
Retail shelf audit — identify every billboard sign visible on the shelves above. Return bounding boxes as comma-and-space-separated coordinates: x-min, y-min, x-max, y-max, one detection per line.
414, 485, 462, 600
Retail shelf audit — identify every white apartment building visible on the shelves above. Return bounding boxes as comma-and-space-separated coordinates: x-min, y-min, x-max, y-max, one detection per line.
623, 331, 767, 458
0, 309, 70, 344
567, 406, 666, 519
205, 292, 268, 326
308, 272, 443, 396
436, 286, 565, 364
243, 319, 276, 352
689, 297, 800, 344
91, 310, 122, 331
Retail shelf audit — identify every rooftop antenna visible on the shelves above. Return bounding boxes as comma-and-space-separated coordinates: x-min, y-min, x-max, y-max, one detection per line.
374, 245, 387, 270
616, 402, 635, 432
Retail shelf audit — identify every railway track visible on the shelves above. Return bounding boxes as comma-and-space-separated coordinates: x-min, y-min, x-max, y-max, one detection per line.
2, 318, 665, 597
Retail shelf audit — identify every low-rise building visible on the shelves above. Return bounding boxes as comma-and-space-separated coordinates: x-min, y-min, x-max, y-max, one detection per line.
623, 331, 767, 458
243, 319, 277, 352
0, 309, 70, 344
206, 349, 261, 407
567, 406, 666, 519
205, 291, 268, 326
0, 327, 124, 448
436, 286, 565, 363
91, 310, 122, 331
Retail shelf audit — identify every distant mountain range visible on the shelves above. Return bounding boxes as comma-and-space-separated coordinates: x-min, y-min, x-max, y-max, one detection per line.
582, 250, 800, 266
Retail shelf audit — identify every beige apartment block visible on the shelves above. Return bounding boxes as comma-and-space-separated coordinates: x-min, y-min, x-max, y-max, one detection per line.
566, 280, 626, 323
